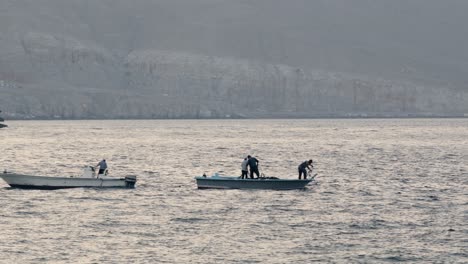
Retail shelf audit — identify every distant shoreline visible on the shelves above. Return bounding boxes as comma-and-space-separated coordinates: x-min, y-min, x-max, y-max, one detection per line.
3, 115, 467, 121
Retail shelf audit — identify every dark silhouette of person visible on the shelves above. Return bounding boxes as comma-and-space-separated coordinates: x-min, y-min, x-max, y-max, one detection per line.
247, 155, 259, 179
298, 159, 313, 179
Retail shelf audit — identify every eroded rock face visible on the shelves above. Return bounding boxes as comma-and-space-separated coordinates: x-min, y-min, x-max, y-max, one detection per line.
1, 38, 467, 119
1, 1, 467, 118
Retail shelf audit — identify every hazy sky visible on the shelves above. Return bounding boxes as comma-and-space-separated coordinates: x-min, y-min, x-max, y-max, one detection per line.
2, 0, 468, 88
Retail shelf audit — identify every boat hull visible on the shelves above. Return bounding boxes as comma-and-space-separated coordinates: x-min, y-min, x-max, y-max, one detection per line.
0, 173, 137, 189
195, 176, 312, 190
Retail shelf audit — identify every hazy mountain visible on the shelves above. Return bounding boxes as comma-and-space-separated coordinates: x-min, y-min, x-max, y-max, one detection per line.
1, 0, 467, 118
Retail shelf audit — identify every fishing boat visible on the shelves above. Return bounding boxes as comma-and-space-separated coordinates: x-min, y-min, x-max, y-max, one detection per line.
194, 173, 315, 190
0, 110, 6, 128
0, 166, 137, 189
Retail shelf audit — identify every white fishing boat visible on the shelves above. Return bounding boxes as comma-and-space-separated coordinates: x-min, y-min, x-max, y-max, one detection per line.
0, 166, 137, 189
194, 173, 315, 190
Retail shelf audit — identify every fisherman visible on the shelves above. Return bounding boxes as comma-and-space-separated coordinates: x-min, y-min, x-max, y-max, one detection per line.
247, 155, 260, 179
96, 159, 108, 175
241, 157, 249, 179
298, 159, 313, 179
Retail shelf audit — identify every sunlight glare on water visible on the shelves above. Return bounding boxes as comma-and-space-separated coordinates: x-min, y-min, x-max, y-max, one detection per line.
0, 119, 467, 263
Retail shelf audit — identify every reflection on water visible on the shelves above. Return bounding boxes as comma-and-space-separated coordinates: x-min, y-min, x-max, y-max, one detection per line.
0, 119, 467, 263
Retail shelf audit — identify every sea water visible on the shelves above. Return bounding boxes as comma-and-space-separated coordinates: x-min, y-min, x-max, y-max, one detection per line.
0, 119, 467, 263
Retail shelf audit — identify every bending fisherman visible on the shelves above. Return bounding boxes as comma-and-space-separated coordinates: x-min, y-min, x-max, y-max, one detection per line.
96, 159, 108, 176
298, 159, 313, 179
247, 155, 260, 179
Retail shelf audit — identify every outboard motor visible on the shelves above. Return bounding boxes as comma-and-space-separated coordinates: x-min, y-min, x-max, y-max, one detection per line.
82, 166, 96, 178
124, 175, 137, 188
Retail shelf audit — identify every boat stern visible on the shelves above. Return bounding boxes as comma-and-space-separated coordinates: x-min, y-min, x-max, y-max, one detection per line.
124, 175, 137, 188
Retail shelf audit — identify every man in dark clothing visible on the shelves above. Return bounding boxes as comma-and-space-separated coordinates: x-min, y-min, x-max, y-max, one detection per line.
247, 155, 260, 179
298, 159, 313, 179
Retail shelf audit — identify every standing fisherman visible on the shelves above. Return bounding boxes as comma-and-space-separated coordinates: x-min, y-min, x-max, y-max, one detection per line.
241, 157, 249, 179
298, 159, 313, 179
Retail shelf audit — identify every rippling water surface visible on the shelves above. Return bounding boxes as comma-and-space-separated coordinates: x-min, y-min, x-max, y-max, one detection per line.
0, 119, 467, 263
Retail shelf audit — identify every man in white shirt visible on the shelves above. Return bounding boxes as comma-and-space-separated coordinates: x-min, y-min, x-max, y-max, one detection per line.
241, 157, 249, 179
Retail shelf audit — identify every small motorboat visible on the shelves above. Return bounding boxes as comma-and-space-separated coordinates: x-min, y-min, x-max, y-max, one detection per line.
0, 166, 137, 190
194, 173, 315, 190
